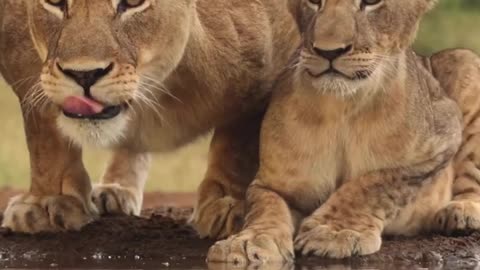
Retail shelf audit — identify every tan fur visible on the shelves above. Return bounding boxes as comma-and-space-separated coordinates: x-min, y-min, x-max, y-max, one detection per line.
428, 49, 480, 234
0, 0, 299, 233
208, 0, 480, 264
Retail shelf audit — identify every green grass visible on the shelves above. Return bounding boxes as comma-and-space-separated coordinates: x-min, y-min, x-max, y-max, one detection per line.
415, 1, 480, 54
0, 81, 30, 187
0, 79, 210, 192
0, 0, 479, 191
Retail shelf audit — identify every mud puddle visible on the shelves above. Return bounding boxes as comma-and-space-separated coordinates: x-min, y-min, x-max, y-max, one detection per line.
0, 207, 479, 269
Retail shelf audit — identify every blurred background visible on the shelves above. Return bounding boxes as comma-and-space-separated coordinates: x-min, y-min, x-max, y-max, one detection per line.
0, 0, 479, 193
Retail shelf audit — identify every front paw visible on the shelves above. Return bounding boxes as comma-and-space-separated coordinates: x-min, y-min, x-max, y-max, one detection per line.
190, 196, 245, 239
92, 183, 142, 216
433, 200, 480, 235
2, 193, 98, 233
294, 218, 382, 258
207, 229, 294, 266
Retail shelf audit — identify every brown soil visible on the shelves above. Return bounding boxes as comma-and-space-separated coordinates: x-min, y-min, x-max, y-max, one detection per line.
0, 189, 479, 269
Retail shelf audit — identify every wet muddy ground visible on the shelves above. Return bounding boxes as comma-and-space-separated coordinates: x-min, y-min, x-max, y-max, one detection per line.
0, 206, 479, 270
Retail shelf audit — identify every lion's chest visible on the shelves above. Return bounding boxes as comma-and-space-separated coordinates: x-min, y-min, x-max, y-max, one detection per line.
292, 118, 408, 213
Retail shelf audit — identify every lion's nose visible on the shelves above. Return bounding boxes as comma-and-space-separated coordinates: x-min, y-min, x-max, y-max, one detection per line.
313, 44, 353, 61
58, 63, 114, 94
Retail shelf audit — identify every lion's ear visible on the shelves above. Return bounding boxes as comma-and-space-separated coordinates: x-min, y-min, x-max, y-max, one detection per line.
424, 0, 438, 11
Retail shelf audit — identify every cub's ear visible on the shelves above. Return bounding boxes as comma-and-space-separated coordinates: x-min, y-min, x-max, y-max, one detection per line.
415, 0, 437, 15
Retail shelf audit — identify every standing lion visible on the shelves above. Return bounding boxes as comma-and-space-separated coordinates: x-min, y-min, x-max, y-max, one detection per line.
0, 0, 300, 235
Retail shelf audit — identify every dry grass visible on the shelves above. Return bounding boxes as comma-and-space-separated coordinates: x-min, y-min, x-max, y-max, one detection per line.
0, 0, 479, 191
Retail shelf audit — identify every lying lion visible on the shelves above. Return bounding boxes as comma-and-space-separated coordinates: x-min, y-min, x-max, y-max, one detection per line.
208, 0, 480, 264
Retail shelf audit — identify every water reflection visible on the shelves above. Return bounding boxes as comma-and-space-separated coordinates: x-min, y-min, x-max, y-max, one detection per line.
206, 262, 450, 270
0, 258, 473, 269
208, 262, 293, 270
207, 263, 370, 270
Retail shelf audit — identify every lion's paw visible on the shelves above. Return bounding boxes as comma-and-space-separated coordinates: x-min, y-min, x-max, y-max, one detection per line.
2, 193, 97, 233
294, 218, 382, 258
190, 196, 245, 239
433, 200, 480, 235
207, 230, 294, 266
92, 183, 142, 216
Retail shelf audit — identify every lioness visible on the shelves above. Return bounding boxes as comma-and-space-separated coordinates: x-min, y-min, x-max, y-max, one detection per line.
0, 0, 299, 235
208, 0, 480, 264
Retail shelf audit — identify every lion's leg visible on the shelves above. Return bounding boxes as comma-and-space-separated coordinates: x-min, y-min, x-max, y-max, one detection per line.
207, 183, 297, 265
91, 149, 151, 216
294, 150, 454, 259
430, 49, 480, 234
190, 113, 263, 239
2, 97, 97, 233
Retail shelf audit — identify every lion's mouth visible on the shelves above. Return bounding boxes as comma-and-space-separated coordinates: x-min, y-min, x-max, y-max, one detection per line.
306, 67, 372, 81
62, 96, 128, 120
63, 105, 127, 120
307, 67, 349, 78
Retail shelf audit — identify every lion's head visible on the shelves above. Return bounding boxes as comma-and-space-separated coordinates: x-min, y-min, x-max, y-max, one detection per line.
26, 0, 195, 147
293, 0, 437, 97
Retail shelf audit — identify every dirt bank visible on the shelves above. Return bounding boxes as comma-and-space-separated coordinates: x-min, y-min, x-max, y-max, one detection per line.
0, 206, 479, 269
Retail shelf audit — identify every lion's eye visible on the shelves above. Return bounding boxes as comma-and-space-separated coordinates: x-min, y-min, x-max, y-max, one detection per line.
307, 0, 323, 9
45, 0, 66, 8
361, 0, 382, 8
118, 0, 145, 12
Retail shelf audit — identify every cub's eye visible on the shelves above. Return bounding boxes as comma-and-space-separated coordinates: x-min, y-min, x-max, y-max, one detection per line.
361, 0, 382, 8
118, 0, 146, 12
45, 0, 66, 8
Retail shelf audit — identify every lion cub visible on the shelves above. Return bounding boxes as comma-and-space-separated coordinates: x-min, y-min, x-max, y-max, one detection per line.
207, 0, 480, 264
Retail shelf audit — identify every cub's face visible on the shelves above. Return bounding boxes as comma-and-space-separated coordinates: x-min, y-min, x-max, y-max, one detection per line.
27, 0, 195, 147
295, 0, 436, 97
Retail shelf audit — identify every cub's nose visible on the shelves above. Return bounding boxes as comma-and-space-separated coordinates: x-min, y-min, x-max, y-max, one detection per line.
313, 45, 353, 61
58, 63, 114, 93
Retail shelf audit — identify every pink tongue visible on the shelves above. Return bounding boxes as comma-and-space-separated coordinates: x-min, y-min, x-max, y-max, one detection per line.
62, 96, 105, 116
